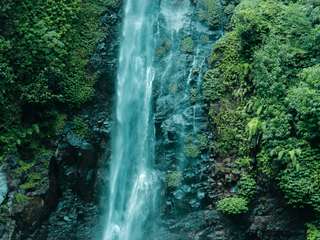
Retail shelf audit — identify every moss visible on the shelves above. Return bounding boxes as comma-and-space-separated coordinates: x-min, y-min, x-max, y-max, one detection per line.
166, 171, 183, 188
307, 224, 320, 240
13, 193, 30, 205
237, 174, 257, 200
14, 160, 35, 176
184, 144, 200, 158
0, 204, 10, 224
156, 39, 171, 58
72, 116, 90, 139
169, 83, 178, 94
198, 0, 223, 29
181, 37, 194, 53
0, 0, 108, 170
52, 113, 67, 135
105, 0, 120, 8
197, 133, 209, 151
20, 172, 42, 191
210, 100, 248, 158
217, 196, 248, 215
205, 0, 320, 220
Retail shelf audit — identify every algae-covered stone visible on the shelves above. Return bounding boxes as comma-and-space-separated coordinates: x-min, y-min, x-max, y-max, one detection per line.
181, 37, 194, 53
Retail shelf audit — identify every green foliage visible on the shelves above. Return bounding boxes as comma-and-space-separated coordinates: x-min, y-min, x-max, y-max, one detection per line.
205, 0, 320, 216
184, 144, 200, 158
0, 205, 10, 224
20, 171, 46, 191
209, 100, 248, 157
72, 116, 90, 138
236, 157, 253, 171
166, 171, 183, 188
181, 37, 194, 53
13, 193, 30, 205
307, 224, 320, 240
105, 0, 120, 8
237, 174, 257, 200
0, 0, 107, 195
156, 39, 171, 58
217, 196, 248, 215
279, 147, 320, 211
199, 0, 223, 29
197, 134, 209, 151
52, 113, 67, 135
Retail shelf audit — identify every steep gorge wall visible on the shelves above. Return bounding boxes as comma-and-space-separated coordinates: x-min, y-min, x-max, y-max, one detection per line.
0, 1, 122, 239
1, 0, 318, 239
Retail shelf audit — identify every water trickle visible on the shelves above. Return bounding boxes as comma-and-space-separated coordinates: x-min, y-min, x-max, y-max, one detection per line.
102, 1, 159, 240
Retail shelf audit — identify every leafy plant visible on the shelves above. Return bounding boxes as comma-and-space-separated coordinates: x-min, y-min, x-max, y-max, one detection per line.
166, 171, 183, 188
184, 144, 200, 158
307, 224, 320, 240
238, 174, 257, 200
217, 196, 248, 215
204, 0, 320, 219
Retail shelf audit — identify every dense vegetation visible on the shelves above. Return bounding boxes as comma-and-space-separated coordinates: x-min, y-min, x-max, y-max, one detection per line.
0, 0, 112, 203
203, 0, 320, 235
1, 0, 320, 238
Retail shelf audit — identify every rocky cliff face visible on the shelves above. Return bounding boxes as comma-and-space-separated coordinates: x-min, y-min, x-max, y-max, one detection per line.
152, 1, 307, 239
0, 1, 309, 239
0, 1, 122, 239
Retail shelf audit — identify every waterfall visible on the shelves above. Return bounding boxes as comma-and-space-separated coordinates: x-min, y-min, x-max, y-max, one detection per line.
102, 0, 219, 238
102, 1, 159, 240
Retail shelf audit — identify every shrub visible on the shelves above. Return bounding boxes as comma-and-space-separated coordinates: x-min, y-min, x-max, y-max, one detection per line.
279, 148, 320, 211
166, 171, 183, 188
307, 224, 320, 240
13, 193, 30, 205
205, 0, 320, 220
181, 37, 194, 53
184, 144, 200, 158
238, 174, 257, 200
0, 0, 107, 194
72, 116, 90, 139
217, 196, 248, 215
198, 0, 223, 29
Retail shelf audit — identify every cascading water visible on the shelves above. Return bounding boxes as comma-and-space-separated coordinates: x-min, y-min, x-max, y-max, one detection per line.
102, 0, 222, 238
102, 1, 159, 239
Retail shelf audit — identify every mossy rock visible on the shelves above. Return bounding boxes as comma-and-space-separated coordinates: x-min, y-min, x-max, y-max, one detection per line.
184, 144, 200, 158
166, 171, 183, 188
156, 39, 172, 58
198, 0, 223, 29
181, 37, 194, 53
72, 116, 90, 139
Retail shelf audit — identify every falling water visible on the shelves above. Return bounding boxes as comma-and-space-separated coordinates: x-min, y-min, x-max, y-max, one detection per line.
102, 1, 159, 240
102, 0, 221, 238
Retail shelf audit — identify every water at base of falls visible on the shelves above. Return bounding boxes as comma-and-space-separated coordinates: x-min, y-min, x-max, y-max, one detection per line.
102, 1, 159, 240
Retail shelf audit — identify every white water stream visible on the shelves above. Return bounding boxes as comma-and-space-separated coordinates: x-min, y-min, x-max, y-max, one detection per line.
102, 1, 158, 240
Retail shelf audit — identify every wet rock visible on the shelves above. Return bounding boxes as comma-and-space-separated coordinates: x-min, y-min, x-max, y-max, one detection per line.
45, 191, 100, 240
157, 210, 247, 240
247, 197, 306, 240
65, 132, 93, 151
